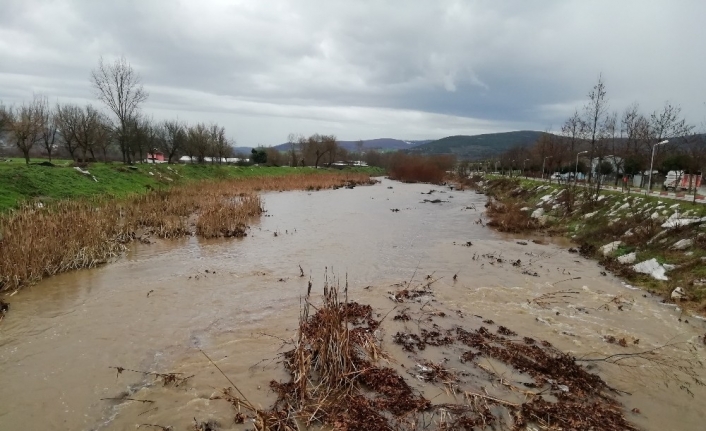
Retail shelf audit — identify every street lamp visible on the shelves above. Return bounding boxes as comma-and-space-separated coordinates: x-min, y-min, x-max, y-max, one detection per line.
541, 156, 552, 180
575, 151, 588, 185
647, 140, 669, 194
523, 158, 530, 178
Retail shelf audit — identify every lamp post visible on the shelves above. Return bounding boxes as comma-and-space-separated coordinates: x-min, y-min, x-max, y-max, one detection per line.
510, 160, 515, 177
523, 159, 530, 178
575, 151, 588, 186
541, 156, 552, 180
647, 140, 668, 194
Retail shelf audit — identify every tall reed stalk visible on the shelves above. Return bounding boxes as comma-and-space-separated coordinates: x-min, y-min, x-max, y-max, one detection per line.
0, 172, 374, 292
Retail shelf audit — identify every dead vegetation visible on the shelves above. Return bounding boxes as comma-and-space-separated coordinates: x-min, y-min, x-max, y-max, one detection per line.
0, 172, 374, 292
202, 280, 644, 431
388, 154, 454, 184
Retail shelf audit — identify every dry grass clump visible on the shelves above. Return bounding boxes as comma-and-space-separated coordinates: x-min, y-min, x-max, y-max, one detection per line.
0, 171, 374, 292
485, 199, 538, 233
388, 154, 454, 184
221, 280, 429, 431
195, 194, 262, 238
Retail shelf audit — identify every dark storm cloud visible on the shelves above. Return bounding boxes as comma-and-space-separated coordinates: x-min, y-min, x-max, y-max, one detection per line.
1, 0, 704, 145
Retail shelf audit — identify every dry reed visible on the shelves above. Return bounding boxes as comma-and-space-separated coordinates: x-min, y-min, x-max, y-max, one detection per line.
0, 172, 374, 292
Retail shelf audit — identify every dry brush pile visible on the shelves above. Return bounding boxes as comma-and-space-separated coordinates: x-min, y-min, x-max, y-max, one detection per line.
0, 172, 374, 292
211, 280, 640, 431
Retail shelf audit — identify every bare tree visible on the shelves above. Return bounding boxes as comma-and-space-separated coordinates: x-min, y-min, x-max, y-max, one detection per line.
6, 96, 45, 164
93, 112, 113, 163
210, 124, 231, 163
36, 97, 59, 161
649, 102, 693, 144
75, 105, 106, 162
187, 123, 210, 163
287, 133, 300, 167
125, 115, 152, 163
596, 111, 619, 190
159, 120, 186, 163
56, 104, 82, 161
561, 109, 584, 159
91, 56, 148, 164
582, 74, 609, 183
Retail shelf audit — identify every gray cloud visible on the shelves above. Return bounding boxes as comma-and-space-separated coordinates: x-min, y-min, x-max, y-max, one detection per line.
1, 0, 704, 146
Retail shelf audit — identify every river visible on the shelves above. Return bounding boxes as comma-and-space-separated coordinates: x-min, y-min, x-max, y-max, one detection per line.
0, 178, 704, 430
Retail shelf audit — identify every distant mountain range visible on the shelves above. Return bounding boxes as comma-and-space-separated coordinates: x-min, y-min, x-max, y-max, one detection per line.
235, 131, 547, 160
406, 131, 546, 160
269, 138, 431, 152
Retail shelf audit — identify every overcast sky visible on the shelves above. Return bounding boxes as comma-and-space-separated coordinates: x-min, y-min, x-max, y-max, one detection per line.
1, 0, 704, 146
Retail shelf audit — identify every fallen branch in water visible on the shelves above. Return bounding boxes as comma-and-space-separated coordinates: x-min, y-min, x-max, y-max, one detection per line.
529, 289, 580, 308
577, 340, 705, 397
108, 366, 193, 387
100, 397, 154, 404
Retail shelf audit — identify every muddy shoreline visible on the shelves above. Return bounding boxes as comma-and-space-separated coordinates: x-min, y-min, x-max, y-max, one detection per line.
476, 176, 706, 315
1, 178, 705, 430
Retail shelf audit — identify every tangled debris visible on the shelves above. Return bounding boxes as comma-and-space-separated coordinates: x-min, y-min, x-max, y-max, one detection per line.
206, 280, 641, 431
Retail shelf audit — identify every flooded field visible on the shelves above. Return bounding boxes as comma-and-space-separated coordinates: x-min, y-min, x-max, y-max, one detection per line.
1, 178, 705, 430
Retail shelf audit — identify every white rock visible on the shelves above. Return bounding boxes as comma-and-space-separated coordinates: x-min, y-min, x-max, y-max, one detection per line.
520, 207, 531, 212
623, 229, 634, 237
617, 252, 636, 264
600, 241, 622, 256
584, 211, 598, 219
671, 287, 686, 301
632, 258, 670, 281
597, 195, 606, 202
670, 203, 681, 209
531, 208, 545, 219
671, 239, 694, 250
618, 203, 629, 210
73, 166, 91, 175
662, 217, 706, 229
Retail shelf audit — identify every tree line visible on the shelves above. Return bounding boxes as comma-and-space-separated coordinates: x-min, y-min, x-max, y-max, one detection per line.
0, 57, 238, 165
493, 75, 705, 191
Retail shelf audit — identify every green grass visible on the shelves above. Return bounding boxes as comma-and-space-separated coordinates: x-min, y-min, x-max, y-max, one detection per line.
0, 159, 384, 211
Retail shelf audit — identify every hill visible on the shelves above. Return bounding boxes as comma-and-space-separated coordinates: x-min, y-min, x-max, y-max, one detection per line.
407, 131, 546, 160
271, 138, 430, 152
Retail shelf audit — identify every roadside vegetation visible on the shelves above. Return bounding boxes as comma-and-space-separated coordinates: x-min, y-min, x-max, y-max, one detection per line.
0, 171, 376, 293
481, 176, 706, 313
467, 75, 705, 199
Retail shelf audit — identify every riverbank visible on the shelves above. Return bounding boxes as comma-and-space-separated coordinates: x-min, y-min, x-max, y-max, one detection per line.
1, 178, 703, 430
0, 169, 378, 293
478, 176, 706, 313
0, 158, 384, 211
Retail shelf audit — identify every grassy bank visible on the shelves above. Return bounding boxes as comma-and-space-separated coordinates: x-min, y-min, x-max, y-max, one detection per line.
0, 158, 384, 211
480, 176, 706, 313
0, 170, 377, 293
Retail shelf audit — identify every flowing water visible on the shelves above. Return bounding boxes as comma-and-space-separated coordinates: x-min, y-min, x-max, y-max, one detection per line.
0, 178, 704, 430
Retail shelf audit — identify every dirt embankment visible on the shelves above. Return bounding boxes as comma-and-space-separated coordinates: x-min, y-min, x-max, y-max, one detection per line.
476, 176, 706, 313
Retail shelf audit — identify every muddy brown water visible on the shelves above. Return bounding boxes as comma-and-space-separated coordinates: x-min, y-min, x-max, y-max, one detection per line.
1, 178, 705, 430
